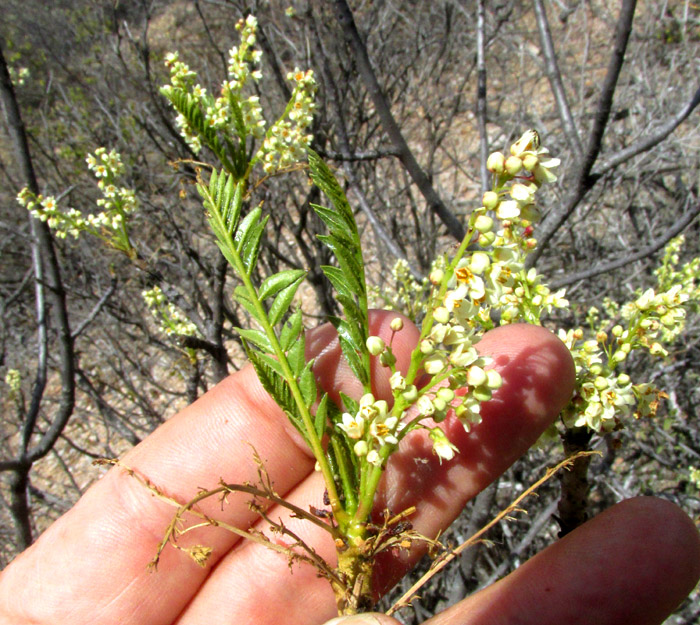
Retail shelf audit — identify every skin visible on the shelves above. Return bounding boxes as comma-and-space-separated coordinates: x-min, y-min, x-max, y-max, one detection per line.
0, 312, 698, 625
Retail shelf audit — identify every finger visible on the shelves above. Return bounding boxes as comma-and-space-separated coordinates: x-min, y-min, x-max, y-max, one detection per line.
0, 311, 418, 625
174, 323, 575, 624
322, 615, 401, 625
424, 497, 700, 625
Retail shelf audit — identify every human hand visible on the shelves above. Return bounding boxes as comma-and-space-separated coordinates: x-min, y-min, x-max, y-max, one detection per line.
1, 312, 698, 625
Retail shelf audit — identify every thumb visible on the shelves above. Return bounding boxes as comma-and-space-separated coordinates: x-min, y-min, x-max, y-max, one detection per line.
322, 614, 402, 625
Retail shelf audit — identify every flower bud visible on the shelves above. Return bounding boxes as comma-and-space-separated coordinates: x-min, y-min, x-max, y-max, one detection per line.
649, 342, 668, 357
430, 269, 445, 285
594, 376, 609, 391
473, 386, 492, 402
522, 153, 539, 172
417, 395, 435, 416
478, 231, 496, 246
474, 214, 494, 233
390, 317, 404, 332
424, 354, 447, 375
433, 307, 450, 324
486, 151, 506, 174
611, 350, 627, 363
437, 387, 455, 402
467, 365, 487, 387
379, 350, 396, 367
353, 440, 368, 457
505, 156, 523, 175
486, 369, 502, 389
482, 191, 500, 211
366, 336, 385, 356
420, 339, 435, 354
402, 384, 418, 402
470, 251, 491, 275
390, 371, 406, 391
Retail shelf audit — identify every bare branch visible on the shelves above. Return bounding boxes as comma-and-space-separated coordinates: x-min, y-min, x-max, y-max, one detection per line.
550, 197, 700, 289
476, 0, 490, 193
332, 0, 465, 241
533, 0, 583, 156
71, 278, 117, 339
530, 0, 638, 264
311, 11, 423, 280
595, 85, 700, 174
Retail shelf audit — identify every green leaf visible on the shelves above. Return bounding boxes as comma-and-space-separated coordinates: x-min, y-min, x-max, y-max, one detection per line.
298, 362, 317, 407
332, 318, 369, 386
236, 327, 273, 352
317, 235, 363, 294
234, 207, 268, 275
339, 392, 359, 418
309, 150, 371, 391
268, 272, 305, 326
259, 269, 307, 301
246, 348, 307, 442
314, 393, 330, 439
256, 351, 285, 377
311, 203, 354, 239
163, 87, 236, 173
233, 285, 258, 318
286, 330, 306, 377
308, 150, 355, 224
320, 265, 354, 300
280, 309, 303, 351
228, 91, 247, 140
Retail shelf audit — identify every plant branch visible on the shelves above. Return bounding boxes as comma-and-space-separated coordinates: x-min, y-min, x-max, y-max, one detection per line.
476, 0, 490, 193
387, 451, 599, 616
550, 198, 700, 289
532, 0, 583, 156
594, 85, 700, 174
332, 0, 465, 241
530, 0, 637, 264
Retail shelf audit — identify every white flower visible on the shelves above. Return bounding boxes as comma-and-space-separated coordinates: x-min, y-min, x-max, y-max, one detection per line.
337, 412, 365, 439
366, 450, 382, 466
417, 395, 435, 416
429, 428, 458, 463
369, 414, 399, 446
497, 200, 520, 220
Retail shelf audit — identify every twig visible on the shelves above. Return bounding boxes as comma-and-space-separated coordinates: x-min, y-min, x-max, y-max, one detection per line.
71, 278, 117, 339
595, 85, 700, 174
387, 451, 599, 615
530, 0, 638, 264
332, 0, 465, 241
533, 0, 583, 156
550, 198, 700, 288
475, 0, 489, 193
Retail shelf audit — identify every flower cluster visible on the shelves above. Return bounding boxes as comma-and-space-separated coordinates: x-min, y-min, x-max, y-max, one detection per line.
256, 67, 316, 174
337, 392, 400, 466
4, 369, 21, 396
162, 15, 316, 177
689, 466, 700, 491
18, 148, 136, 254
372, 131, 698, 438
556, 234, 699, 432
162, 51, 205, 152
142, 286, 198, 338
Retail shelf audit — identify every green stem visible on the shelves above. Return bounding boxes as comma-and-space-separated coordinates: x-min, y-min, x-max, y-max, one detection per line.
205, 180, 348, 526
331, 436, 357, 515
